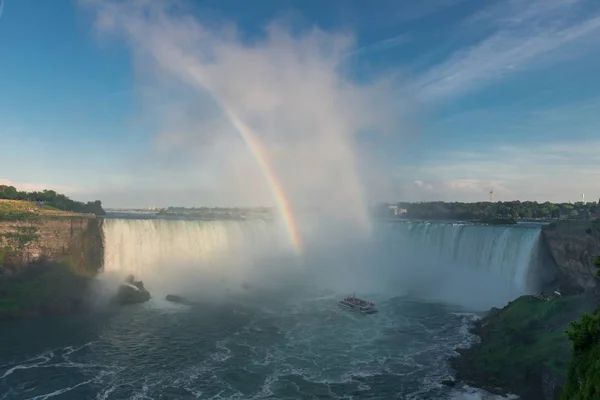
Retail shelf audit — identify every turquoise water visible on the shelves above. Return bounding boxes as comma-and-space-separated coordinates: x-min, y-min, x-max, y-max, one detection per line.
0, 287, 497, 400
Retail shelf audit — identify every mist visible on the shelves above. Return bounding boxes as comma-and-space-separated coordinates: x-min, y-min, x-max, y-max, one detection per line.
80, 1, 531, 312
80, 0, 416, 233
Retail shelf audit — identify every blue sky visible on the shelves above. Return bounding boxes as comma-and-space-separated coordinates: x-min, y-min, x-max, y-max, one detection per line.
1, 0, 600, 207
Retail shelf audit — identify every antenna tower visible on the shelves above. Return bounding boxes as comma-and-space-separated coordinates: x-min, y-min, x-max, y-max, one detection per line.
489, 190, 494, 202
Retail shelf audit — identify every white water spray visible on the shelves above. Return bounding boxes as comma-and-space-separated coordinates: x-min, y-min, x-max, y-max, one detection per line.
101, 218, 542, 309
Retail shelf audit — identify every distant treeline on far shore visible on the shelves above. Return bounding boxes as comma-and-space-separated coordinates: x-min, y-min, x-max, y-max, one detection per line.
373, 200, 600, 222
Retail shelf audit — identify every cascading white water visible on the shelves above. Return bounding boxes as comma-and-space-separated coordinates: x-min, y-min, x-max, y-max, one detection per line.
378, 221, 542, 292
101, 218, 542, 308
102, 218, 290, 278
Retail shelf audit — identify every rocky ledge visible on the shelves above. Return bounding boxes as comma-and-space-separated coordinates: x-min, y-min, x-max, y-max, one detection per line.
449, 294, 598, 400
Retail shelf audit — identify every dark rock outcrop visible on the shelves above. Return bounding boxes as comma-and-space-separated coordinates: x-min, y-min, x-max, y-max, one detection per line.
112, 278, 151, 305
541, 222, 600, 293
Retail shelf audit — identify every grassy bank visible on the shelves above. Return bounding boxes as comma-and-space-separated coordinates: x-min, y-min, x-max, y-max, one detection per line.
450, 294, 597, 399
0, 262, 95, 321
0, 199, 80, 220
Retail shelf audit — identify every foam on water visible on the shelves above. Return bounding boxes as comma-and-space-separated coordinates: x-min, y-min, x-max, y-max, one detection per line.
0, 292, 519, 400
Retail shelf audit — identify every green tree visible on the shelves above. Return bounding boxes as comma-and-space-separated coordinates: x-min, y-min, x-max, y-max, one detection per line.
571, 209, 580, 218
561, 256, 600, 399
562, 308, 600, 399
1, 186, 17, 199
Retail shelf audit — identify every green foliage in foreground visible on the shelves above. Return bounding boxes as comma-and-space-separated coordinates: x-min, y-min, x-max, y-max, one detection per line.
451, 294, 596, 399
559, 254, 600, 399
562, 307, 600, 399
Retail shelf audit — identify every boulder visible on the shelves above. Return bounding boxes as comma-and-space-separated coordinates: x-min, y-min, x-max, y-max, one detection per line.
165, 294, 192, 305
112, 278, 151, 305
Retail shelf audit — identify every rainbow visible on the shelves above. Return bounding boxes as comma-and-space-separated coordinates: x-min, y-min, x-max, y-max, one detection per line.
221, 107, 303, 254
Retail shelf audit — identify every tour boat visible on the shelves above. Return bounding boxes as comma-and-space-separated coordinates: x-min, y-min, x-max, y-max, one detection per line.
338, 293, 378, 315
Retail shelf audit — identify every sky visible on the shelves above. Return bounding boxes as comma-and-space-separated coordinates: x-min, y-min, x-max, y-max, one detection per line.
1, 0, 600, 208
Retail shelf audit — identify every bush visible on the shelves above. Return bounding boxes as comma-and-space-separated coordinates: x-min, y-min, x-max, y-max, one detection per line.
562, 308, 600, 399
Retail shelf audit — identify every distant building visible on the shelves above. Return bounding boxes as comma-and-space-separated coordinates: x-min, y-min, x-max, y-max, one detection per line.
389, 205, 407, 216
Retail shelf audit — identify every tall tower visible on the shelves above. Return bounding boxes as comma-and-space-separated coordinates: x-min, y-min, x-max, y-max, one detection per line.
582, 193, 585, 203
489, 190, 494, 202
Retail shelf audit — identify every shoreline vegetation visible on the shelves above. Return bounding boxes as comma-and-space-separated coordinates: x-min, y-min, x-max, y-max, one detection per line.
126, 200, 600, 226
0, 185, 105, 220
373, 200, 600, 224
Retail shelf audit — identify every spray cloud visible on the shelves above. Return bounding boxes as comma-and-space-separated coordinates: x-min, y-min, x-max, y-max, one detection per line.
81, 0, 415, 237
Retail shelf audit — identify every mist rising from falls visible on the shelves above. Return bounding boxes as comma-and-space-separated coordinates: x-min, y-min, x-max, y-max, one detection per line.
102, 218, 543, 310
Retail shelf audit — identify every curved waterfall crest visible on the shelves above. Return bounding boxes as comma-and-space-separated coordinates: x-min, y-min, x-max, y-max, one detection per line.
380, 221, 542, 291
101, 218, 542, 301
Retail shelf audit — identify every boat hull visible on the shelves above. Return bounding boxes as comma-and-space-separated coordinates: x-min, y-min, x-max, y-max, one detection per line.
338, 301, 378, 315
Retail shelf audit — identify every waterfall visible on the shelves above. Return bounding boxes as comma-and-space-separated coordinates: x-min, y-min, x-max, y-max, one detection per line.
101, 218, 543, 308
379, 221, 542, 292
102, 218, 288, 278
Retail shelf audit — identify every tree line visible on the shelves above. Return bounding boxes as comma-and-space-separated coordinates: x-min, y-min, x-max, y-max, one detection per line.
373, 200, 600, 222
0, 185, 105, 216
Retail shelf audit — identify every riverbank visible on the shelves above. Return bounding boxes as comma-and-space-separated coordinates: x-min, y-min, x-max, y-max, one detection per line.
449, 294, 598, 399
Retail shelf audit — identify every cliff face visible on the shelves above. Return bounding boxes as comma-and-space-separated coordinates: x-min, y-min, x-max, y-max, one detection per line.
0, 216, 104, 277
541, 222, 600, 293
0, 216, 104, 319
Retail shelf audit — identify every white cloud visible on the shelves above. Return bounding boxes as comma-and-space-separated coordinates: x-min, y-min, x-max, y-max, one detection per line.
80, 0, 415, 224
398, 141, 600, 202
417, 0, 600, 101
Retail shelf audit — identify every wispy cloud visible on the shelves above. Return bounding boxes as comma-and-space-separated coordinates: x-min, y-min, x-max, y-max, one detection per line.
376, 0, 470, 26
347, 34, 410, 57
398, 140, 600, 202
417, 0, 600, 101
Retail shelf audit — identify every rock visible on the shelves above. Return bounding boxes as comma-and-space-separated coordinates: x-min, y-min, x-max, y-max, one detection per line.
542, 223, 600, 293
165, 294, 192, 305
113, 282, 151, 305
